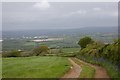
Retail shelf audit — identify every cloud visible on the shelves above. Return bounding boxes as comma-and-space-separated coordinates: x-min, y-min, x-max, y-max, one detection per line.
3, 2, 117, 31
111, 11, 118, 17
100, 11, 118, 17
93, 7, 101, 11
33, 0, 50, 10
62, 10, 87, 17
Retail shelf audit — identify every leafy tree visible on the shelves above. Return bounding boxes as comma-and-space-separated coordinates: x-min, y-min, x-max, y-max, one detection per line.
78, 37, 93, 49
78, 38, 120, 65
33, 45, 50, 56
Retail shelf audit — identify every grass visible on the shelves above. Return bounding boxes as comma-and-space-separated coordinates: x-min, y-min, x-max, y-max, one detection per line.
2, 56, 70, 78
61, 48, 80, 53
71, 58, 95, 78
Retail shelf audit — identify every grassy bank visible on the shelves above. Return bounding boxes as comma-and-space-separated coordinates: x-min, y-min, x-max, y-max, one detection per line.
76, 56, 119, 78
2, 56, 70, 78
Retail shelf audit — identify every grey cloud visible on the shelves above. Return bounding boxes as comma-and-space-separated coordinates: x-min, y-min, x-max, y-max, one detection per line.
2, 2, 118, 31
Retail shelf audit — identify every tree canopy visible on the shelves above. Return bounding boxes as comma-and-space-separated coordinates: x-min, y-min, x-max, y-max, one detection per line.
78, 36, 93, 49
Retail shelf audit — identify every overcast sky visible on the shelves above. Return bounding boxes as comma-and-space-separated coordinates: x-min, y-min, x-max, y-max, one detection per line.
2, 2, 118, 31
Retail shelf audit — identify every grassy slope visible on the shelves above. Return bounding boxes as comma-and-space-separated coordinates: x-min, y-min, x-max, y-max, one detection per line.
71, 58, 95, 78
2, 56, 70, 78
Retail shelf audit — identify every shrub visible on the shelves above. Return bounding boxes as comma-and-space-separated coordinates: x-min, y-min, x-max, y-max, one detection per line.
2, 50, 21, 57
32, 45, 50, 56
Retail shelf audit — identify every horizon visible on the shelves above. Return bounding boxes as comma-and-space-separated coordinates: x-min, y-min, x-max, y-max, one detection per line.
2, 26, 118, 32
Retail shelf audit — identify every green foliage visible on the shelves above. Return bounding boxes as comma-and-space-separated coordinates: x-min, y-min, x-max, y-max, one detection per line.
78, 37, 93, 49
2, 50, 21, 57
32, 45, 50, 56
80, 41, 104, 58
79, 39, 119, 64
114, 38, 120, 44
102, 43, 119, 64
77, 38, 120, 78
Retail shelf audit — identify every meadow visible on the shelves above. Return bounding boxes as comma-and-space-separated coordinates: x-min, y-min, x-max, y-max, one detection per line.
2, 56, 70, 78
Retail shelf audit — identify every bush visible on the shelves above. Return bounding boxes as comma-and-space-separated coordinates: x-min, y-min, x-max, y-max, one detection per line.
32, 45, 50, 56
2, 50, 21, 57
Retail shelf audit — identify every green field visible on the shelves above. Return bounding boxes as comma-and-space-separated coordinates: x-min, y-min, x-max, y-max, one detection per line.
24, 42, 35, 46
2, 56, 70, 78
61, 48, 80, 53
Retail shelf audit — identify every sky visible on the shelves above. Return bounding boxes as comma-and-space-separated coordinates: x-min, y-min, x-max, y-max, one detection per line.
2, 2, 118, 31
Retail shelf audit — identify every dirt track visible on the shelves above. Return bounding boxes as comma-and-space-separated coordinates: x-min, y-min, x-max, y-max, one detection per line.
75, 58, 110, 78
61, 58, 82, 78
61, 58, 110, 79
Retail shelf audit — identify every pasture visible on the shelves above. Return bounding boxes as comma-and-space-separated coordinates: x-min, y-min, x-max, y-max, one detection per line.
2, 56, 70, 78
61, 48, 80, 53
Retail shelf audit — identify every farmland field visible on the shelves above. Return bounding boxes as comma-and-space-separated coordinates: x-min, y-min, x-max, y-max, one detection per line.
61, 48, 80, 53
2, 56, 70, 78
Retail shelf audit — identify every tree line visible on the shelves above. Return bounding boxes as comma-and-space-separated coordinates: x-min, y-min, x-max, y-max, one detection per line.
77, 36, 120, 78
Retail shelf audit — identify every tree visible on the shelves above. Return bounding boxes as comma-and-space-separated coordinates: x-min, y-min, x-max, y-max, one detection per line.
33, 45, 50, 56
78, 36, 93, 49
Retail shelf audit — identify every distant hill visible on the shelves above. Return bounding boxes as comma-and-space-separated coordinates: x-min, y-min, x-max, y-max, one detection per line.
2, 27, 118, 38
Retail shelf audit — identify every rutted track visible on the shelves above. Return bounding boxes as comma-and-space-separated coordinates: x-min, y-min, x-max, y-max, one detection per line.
61, 58, 110, 79
61, 58, 82, 78
75, 58, 110, 78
